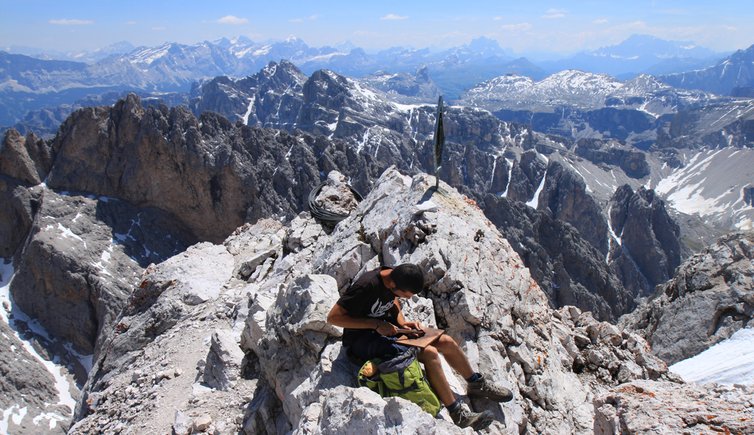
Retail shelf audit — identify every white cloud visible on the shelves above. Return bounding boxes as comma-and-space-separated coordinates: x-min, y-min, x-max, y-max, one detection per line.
49, 19, 93, 26
217, 15, 249, 25
125, 20, 137, 25
381, 14, 408, 21
593, 18, 609, 25
290, 14, 319, 23
500, 22, 532, 32
542, 8, 566, 19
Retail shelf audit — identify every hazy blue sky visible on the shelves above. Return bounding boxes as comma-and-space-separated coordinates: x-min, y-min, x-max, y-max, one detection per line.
2, 0, 752, 55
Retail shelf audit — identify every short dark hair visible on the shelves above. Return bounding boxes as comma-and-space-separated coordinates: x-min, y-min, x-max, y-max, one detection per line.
391, 264, 424, 294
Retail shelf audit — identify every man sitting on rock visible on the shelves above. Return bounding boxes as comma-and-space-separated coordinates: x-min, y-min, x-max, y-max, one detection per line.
327, 263, 513, 430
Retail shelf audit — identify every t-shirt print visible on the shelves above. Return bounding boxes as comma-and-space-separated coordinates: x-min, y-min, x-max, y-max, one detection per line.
369, 299, 394, 318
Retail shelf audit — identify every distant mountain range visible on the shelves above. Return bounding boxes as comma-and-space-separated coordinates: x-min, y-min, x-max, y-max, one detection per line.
1, 34, 753, 133
661, 44, 754, 96
541, 35, 721, 78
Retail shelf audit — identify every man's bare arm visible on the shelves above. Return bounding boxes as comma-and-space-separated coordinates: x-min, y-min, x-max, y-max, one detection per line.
327, 304, 398, 336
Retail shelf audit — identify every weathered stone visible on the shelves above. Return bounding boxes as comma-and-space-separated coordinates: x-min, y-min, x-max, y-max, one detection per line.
0, 175, 40, 257
192, 414, 212, 432
0, 129, 52, 185
621, 232, 754, 364
313, 170, 360, 217
172, 410, 191, 435
609, 184, 681, 296
203, 330, 245, 390
594, 380, 754, 435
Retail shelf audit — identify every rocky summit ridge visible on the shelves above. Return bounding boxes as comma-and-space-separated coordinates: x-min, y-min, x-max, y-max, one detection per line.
58, 169, 753, 434
0, 88, 752, 433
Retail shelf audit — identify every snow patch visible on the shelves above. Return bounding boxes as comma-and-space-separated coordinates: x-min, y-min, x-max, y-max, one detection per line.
1, 260, 80, 423
57, 223, 85, 246
1, 405, 27, 433
501, 158, 514, 198
526, 171, 547, 209
670, 327, 754, 385
242, 95, 256, 125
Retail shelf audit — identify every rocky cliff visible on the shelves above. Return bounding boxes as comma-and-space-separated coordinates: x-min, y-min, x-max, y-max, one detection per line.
15, 85, 642, 321
608, 185, 682, 297
65, 168, 753, 435
186, 63, 665, 317
620, 232, 754, 365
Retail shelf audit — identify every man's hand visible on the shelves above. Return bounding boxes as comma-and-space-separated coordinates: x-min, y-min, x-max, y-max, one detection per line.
401, 321, 423, 331
375, 321, 399, 336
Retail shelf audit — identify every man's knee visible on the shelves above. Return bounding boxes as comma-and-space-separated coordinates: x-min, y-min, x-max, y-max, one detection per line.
419, 345, 440, 362
435, 334, 458, 351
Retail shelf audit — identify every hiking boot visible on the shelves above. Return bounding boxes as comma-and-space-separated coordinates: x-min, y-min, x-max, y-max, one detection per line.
449, 402, 494, 431
467, 375, 513, 402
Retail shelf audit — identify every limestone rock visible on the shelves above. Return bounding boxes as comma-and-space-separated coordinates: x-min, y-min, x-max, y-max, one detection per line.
539, 160, 609, 255
203, 330, 245, 390
0, 175, 40, 257
0, 321, 70, 434
297, 386, 460, 434
621, 232, 754, 364
46, 95, 322, 243
482, 194, 633, 321
10, 189, 193, 354
312, 170, 360, 217
594, 380, 754, 434
237, 168, 681, 434
609, 184, 681, 296
70, 226, 260, 434
0, 129, 52, 185
172, 410, 191, 435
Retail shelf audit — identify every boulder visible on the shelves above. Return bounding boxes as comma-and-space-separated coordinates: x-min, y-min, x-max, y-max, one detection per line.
0, 129, 52, 185
621, 232, 754, 364
594, 380, 754, 434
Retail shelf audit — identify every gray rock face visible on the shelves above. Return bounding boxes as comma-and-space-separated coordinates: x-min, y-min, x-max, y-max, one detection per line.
46, 94, 322, 243
0, 321, 69, 434
0, 129, 52, 185
203, 329, 246, 390
539, 159, 610, 255
481, 195, 633, 322
65, 168, 702, 435
10, 188, 193, 355
574, 139, 649, 179
609, 184, 681, 296
71, 241, 256, 435
594, 380, 754, 434
0, 175, 40, 257
238, 169, 677, 434
620, 232, 754, 364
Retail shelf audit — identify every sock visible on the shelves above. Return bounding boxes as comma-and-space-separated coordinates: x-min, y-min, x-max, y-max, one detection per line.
466, 372, 482, 383
446, 399, 462, 412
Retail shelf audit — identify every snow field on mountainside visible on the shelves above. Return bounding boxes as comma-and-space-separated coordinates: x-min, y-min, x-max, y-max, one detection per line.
670, 327, 754, 386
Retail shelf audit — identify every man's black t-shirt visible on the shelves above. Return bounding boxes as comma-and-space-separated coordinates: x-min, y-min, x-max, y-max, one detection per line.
336, 267, 399, 347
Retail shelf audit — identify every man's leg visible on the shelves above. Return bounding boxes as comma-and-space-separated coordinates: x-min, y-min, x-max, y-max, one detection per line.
432, 334, 513, 402
418, 345, 455, 405
420, 344, 494, 431
431, 334, 474, 379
